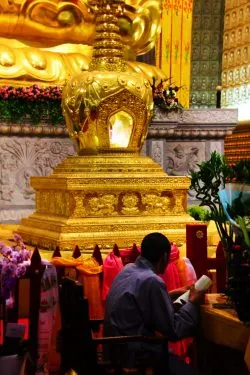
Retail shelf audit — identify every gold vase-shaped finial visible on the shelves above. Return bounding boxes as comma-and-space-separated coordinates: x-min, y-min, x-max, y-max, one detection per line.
88, 0, 127, 72
62, 0, 153, 155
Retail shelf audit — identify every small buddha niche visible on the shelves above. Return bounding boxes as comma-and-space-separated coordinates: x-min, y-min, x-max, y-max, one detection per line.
109, 110, 134, 148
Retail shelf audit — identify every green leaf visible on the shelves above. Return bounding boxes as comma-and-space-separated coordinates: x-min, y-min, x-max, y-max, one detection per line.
237, 216, 250, 248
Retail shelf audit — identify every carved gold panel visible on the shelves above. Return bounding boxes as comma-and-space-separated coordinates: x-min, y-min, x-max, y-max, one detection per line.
18, 154, 193, 250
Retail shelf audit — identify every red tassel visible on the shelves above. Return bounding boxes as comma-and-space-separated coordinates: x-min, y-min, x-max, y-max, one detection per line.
52, 245, 61, 258
92, 244, 103, 265
72, 245, 81, 258
30, 246, 42, 270
130, 243, 140, 263
113, 243, 120, 257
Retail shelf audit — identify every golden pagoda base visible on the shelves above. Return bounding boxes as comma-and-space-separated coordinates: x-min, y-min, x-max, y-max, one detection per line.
18, 155, 193, 251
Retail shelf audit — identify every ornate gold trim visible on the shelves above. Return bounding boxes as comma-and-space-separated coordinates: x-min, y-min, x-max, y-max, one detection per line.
18, 155, 193, 250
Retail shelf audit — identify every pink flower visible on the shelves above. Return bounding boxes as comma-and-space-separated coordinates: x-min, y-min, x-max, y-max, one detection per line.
13, 233, 22, 242
1, 245, 12, 257
20, 249, 31, 261
15, 264, 27, 278
6, 295, 14, 308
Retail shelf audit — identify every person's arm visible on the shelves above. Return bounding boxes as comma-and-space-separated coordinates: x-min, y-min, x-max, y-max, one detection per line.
168, 286, 190, 301
147, 278, 199, 341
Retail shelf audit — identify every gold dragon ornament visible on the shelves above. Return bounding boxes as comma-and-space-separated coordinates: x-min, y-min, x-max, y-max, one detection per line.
0, 0, 164, 86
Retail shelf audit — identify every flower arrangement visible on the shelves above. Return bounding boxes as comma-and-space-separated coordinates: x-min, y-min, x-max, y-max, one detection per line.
0, 234, 31, 302
0, 85, 62, 101
0, 85, 64, 125
0, 79, 185, 126
151, 78, 184, 112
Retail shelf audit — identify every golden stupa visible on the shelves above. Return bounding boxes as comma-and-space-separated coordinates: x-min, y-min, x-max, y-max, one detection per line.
0, 0, 164, 85
18, 0, 193, 250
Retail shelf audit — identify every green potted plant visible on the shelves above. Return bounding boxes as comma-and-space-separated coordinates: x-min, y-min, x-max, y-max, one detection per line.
190, 151, 232, 250
190, 152, 250, 324
188, 206, 211, 222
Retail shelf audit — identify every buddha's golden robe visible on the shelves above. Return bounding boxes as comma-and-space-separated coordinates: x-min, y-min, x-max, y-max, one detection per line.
0, 0, 164, 85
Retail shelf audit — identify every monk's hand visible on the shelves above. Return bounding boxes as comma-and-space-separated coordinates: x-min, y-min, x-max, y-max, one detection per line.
188, 284, 205, 305
169, 285, 190, 300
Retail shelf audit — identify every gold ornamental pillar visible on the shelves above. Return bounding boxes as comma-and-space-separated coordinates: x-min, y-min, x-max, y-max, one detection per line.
18, 0, 193, 251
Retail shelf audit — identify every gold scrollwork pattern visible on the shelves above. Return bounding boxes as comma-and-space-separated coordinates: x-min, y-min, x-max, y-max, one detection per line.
49, 191, 56, 214
54, 192, 64, 216
37, 190, 72, 217
86, 194, 118, 217
24, 221, 189, 235
121, 193, 140, 215
36, 190, 42, 212
72, 192, 86, 218
172, 191, 186, 215
142, 192, 171, 215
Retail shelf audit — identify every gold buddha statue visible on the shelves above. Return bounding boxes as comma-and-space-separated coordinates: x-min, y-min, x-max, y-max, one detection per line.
0, 0, 164, 86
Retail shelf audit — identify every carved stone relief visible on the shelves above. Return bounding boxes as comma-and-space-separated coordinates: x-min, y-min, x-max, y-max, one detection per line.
0, 209, 34, 223
0, 137, 75, 222
149, 140, 165, 167
153, 107, 238, 125
165, 142, 205, 176
205, 141, 223, 159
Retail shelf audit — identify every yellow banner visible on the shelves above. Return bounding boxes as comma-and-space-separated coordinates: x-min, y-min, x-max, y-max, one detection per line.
159, 6, 172, 78
157, 0, 193, 107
